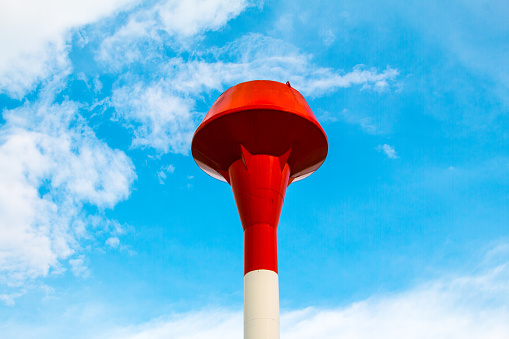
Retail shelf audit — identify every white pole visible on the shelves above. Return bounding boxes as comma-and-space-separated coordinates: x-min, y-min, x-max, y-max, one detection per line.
244, 269, 280, 339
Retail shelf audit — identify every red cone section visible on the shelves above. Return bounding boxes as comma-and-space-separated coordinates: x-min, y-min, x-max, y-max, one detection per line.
229, 146, 291, 274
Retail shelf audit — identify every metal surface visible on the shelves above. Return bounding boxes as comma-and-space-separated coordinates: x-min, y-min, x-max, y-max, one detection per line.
191, 80, 328, 183
191, 80, 328, 339
229, 149, 290, 274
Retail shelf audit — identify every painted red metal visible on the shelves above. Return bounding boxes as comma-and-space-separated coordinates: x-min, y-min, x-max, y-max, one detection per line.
191, 80, 328, 183
229, 150, 291, 273
191, 80, 328, 275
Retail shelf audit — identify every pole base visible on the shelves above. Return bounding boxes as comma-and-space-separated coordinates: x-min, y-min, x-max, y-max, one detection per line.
244, 269, 279, 339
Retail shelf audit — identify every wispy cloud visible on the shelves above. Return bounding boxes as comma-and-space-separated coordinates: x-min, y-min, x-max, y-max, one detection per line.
320, 108, 378, 134
106, 237, 120, 248
111, 310, 243, 339
0, 291, 25, 307
155, 0, 250, 37
302, 65, 399, 96
103, 247, 509, 338
68, 255, 89, 278
377, 144, 399, 159
320, 28, 336, 47
111, 82, 197, 154
157, 164, 175, 184
96, 0, 251, 70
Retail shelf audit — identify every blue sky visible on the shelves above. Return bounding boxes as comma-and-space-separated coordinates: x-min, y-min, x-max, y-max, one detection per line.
0, 0, 508, 337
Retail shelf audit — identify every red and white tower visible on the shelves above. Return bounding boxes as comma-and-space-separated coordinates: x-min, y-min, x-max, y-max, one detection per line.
192, 80, 328, 339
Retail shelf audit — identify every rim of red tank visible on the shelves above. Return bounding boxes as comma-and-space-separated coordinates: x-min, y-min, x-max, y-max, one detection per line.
192, 80, 328, 145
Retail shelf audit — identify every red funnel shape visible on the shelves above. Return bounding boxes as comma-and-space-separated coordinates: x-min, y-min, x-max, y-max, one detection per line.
229, 147, 291, 274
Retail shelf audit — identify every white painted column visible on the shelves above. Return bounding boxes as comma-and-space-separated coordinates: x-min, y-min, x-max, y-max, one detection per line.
244, 269, 280, 339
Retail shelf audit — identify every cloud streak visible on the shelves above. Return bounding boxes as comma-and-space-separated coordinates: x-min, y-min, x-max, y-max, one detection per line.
106, 247, 509, 339
96, 0, 251, 70
377, 144, 399, 159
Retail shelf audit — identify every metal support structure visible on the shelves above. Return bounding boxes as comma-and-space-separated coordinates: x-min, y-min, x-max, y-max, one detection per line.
229, 152, 289, 339
191, 80, 328, 339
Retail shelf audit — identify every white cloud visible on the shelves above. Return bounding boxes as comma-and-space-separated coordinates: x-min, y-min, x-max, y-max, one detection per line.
302, 65, 398, 96
106, 253, 509, 339
0, 0, 137, 97
106, 237, 120, 248
0, 82, 136, 287
377, 144, 399, 159
320, 28, 336, 46
96, 14, 162, 72
0, 291, 25, 307
111, 82, 197, 154
156, 0, 249, 36
69, 255, 89, 278
96, 0, 251, 70
157, 164, 175, 184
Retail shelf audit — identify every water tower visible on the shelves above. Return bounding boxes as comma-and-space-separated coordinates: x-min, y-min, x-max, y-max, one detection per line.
191, 80, 328, 339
